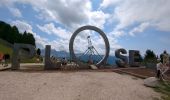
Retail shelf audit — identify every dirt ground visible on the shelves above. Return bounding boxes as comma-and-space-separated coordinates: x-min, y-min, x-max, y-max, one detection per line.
0, 71, 161, 100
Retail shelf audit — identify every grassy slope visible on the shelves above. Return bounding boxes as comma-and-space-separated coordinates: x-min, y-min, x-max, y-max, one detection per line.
154, 81, 170, 100
0, 42, 13, 56
0, 41, 40, 63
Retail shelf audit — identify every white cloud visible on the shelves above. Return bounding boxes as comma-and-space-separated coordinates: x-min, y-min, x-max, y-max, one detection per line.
8, 7, 22, 18
35, 37, 68, 52
109, 30, 126, 38
10, 20, 52, 50
155, 19, 170, 32
37, 23, 73, 52
1, 0, 109, 31
18, 0, 92, 28
129, 22, 150, 36
1, 0, 122, 54
102, 0, 170, 32
37, 23, 55, 35
11, 20, 32, 33
35, 35, 49, 47
89, 11, 110, 29
37, 23, 71, 40
108, 35, 122, 55
100, 0, 121, 8
0, 0, 22, 18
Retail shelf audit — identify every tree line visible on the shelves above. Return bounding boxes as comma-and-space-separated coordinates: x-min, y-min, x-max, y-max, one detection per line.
0, 21, 35, 46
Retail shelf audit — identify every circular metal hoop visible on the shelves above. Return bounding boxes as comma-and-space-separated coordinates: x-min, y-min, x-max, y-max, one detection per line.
69, 25, 110, 66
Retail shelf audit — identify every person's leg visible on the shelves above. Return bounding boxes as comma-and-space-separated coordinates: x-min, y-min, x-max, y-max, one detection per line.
159, 68, 165, 81
163, 66, 169, 74
157, 70, 160, 78
161, 66, 169, 80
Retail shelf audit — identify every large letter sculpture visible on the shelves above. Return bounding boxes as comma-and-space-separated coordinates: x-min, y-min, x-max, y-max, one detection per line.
115, 48, 128, 67
69, 25, 110, 67
44, 45, 61, 70
11, 43, 36, 70
129, 50, 140, 67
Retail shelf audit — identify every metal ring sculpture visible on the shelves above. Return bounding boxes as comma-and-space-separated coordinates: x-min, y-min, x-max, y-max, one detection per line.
69, 25, 110, 67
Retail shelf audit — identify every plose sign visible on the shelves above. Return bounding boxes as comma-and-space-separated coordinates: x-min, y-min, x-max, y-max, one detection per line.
11, 25, 141, 70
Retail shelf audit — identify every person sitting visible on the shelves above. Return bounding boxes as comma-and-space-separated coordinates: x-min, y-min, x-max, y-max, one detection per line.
156, 58, 169, 80
61, 58, 67, 65
156, 59, 163, 80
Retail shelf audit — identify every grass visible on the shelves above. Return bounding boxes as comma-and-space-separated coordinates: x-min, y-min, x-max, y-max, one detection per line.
154, 81, 170, 100
0, 42, 13, 56
0, 41, 42, 63
20, 56, 43, 63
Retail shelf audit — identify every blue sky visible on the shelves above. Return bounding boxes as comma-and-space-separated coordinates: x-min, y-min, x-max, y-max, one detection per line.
0, 0, 170, 56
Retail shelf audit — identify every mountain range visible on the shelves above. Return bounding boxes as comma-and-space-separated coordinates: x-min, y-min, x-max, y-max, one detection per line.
41, 49, 117, 65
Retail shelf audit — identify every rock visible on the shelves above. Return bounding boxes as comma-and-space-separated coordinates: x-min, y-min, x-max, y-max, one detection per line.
144, 77, 160, 87
90, 65, 98, 70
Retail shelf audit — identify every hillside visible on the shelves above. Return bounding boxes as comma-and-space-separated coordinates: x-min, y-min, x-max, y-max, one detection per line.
0, 39, 41, 63
0, 40, 13, 56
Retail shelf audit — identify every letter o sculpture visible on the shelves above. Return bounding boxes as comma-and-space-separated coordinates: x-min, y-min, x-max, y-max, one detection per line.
69, 25, 110, 67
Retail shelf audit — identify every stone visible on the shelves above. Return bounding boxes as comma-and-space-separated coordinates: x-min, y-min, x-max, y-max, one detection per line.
90, 65, 98, 70
144, 77, 160, 87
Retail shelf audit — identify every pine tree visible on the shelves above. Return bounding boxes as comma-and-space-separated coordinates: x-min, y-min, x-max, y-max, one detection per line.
0, 21, 36, 46
144, 49, 157, 62
37, 48, 41, 56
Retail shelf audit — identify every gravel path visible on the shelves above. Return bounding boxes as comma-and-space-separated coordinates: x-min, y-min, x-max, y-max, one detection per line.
0, 71, 160, 100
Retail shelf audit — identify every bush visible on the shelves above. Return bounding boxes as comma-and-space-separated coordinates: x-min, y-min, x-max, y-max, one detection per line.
144, 49, 157, 69
144, 49, 157, 62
